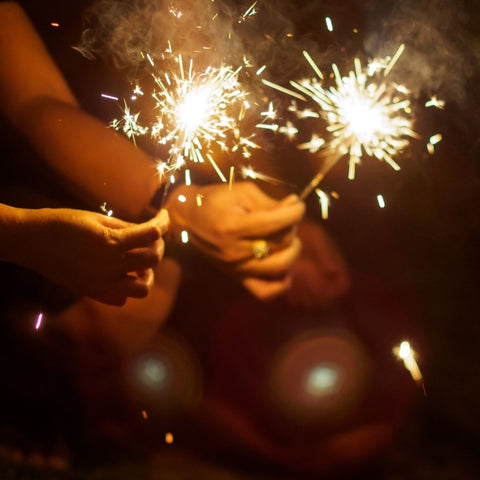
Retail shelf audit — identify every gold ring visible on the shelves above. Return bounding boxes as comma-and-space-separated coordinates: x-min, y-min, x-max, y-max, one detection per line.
252, 240, 270, 259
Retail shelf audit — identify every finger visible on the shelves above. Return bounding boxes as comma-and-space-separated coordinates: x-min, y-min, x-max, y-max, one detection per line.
233, 201, 305, 238
241, 274, 293, 301
233, 181, 279, 210
122, 239, 165, 272
118, 210, 169, 249
115, 269, 155, 299
233, 237, 302, 276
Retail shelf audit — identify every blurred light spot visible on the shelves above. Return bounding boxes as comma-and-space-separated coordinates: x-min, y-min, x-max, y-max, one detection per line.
141, 410, 148, 420
135, 357, 167, 391
305, 364, 340, 397
165, 432, 174, 444
181, 230, 189, 244
50, 22, 60, 27
177, 194, 187, 203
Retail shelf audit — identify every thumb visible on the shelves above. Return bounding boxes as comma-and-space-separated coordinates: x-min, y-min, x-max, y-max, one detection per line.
119, 210, 169, 249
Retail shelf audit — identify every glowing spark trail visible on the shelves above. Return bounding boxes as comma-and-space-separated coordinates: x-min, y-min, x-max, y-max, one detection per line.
110, 53, 258, 182
393, 340, 425, 394
263, 45, 418, 199
35, 313, 44, 331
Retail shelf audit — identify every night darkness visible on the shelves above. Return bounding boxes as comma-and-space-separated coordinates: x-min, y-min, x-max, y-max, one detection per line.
0, 0, 479, 479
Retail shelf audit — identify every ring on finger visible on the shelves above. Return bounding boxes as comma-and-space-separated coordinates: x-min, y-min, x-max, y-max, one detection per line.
252, 239, 270, 259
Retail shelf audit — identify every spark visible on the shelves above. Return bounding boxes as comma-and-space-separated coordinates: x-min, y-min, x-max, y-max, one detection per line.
425, 95, 445, 109
181, 230, 189, 244
168, 6, 183, 18
229, 166, 235, 190
111, 54, 258, 182
101, 93, 119, 101
141, 410, 148, 420
427, 133, 443, 154
100, 202, 113, 216
298, 134, 325, 153
256, 65, 267, 76
315, 188, 330, 219
325, 17, 334, 32
50, 22, 60, 28
393, 340, 425, 394
177, 194, 187, 203
377, 194, 386, 208
165, 432, 174, 444
35, 313, 44, 331
241, 165, 288, 186
264, 45, 418, 199
109, 103, 148, 142
239, 1, 258, 23
185, 169, 192, 186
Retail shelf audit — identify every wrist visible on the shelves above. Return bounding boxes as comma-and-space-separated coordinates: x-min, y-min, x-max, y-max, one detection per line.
0, 204, 39, 265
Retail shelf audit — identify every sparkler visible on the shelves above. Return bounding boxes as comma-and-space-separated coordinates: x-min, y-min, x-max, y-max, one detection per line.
262, 45, 419, 200
393, 340, 425, 394
109, 53, 259, 184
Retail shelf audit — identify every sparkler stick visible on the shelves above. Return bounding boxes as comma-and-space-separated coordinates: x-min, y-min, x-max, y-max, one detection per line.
299, 148, 342, 200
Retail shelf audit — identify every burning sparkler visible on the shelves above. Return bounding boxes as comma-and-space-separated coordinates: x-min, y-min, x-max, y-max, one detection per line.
109, 52, 260, 183
393, 340, 425, 394
262, 45, 419, 199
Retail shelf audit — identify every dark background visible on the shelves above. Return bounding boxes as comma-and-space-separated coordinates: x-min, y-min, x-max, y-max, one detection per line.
0, 0, 479, 478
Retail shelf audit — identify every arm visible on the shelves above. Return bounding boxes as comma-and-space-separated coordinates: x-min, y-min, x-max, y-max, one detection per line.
0, 202, 169, 306
0, 2, 160, 221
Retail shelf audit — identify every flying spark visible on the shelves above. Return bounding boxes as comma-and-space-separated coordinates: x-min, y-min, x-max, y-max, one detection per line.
35, 313, 44, 331
393, 340, 425, 394
325, 17, 334, 32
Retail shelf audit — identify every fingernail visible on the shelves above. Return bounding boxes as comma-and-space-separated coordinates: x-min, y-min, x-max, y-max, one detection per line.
283, 194, 300, 204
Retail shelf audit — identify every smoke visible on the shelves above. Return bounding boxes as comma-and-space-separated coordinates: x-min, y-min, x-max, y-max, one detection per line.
74, 0, 345, 82
362, 0, 480, 105
75, 0, 264, 74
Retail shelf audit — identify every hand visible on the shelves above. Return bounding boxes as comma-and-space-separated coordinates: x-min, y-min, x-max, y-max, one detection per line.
165, 182, 305, 300
17, 208, 169, 306
285, 219, 350, 310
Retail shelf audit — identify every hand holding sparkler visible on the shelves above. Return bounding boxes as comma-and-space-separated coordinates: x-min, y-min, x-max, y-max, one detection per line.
164, 181, 305, 300
4, 206, 169, 306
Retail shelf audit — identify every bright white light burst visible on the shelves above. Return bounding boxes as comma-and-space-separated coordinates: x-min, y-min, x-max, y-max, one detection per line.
263, 45, 419, 198
110, 54, 258, 181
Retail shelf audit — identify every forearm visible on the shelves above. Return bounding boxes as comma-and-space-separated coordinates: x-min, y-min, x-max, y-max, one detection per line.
0, 203, 36, 265
0, 3, 160, 221
22, 98, 161, 221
